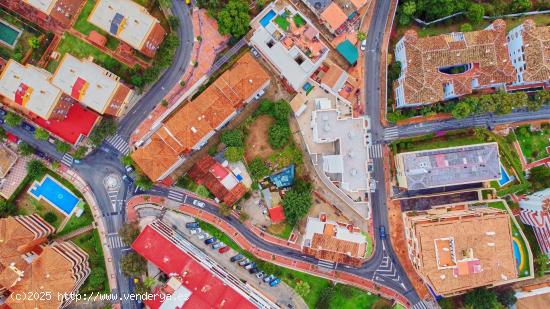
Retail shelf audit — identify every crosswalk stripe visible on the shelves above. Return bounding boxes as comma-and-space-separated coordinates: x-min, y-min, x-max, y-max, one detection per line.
107, 135, 130, 155
168, 190, 184, 201
61, 154, 73, 166
369, 144, 383, 158
108, 235, 126, 249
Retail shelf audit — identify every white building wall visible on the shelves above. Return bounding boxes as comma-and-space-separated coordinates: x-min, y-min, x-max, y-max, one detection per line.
394, 38, 408, 107
507, 24, 526, 85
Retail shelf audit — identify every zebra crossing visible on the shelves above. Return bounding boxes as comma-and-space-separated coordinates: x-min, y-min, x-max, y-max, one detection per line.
369, 144, 383, 158
373, 255, 402, 286
106, 134, 130, 155
411, 301, 429, 309
384, 127, 399, 141
167, 190, 185, 202
317, 260, 335, 269
61, 153, 74, 166
107, 234, 126, 249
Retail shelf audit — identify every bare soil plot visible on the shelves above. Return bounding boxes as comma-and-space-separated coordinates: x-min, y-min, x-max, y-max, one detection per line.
244, 115, 275, 161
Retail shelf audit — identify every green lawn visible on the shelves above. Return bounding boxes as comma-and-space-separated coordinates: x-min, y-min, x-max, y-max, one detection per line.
392, 130, 485, 153
46, 33, 131, 80
267, 222, 293, 239
198, 221, 382, 308
293, 14, 306, 27
57, 203, 94, 236
73, 229, 109, 294
514, 125, 550, 163
364, 233, 374, 258
73, 0, 119, 50
275, 15, 290, 31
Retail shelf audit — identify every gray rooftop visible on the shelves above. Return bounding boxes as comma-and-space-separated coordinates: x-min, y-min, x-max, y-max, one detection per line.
396, 143, 501, 190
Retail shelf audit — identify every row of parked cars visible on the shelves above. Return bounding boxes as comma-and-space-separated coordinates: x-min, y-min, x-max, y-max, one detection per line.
185, 222, 230, 253
229, 254, 281, 287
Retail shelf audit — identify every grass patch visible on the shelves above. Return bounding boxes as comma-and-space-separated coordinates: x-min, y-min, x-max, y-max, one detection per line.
46, 33, 131, 80
57, 203, 94, 236
328, 284, 380, 309
392, 130, 485, 153
72, 229, 109, 294
73, 0, 120, 50
364, 233, 374, 258
275, 15, 290, 31
293, 14, 306, 27
15, 193, 64, 228
267, 142, 303, 170
175, 176, 214, 199
514, 125, 550, 163
267, 222, 293, 239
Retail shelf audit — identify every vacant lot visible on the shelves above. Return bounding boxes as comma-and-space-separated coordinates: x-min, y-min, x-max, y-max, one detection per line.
244, 115, 275, 161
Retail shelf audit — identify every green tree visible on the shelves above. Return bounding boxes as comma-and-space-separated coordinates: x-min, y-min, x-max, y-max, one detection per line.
120, 252, 146, 277
55, 140, 71, 153
270, 100, 292, 123
121, 155, 134, 167
402, 1, 417, 16
496, 287, 517, 307
220, 129, 244, 147
0, 199, 16, 218
4, 112, 22, 127
398, 13, 411, 26
89, 118, 117, 146
282, 189, 312, 226
26, 160, 46, 179
72, 146, 88, 160
143, 277, 156, 289
86, 268, 107, 291
219, 203, 233, 216
451, 101, 472, 119
34, 128, 49, 141
535, 251, 549, 276
28, 36, 40, 49
44, 212, 57, 224
225, 146, 244, 162
268, 123, 291, 149
18, 142, 34, 156
460, 23, 473, 32
464, 288, 499, 309
356, 31, 366, 42
238, 211, 250, 222
466, 3, 485, 25
135, 175, 153, 190
119, 223, 140, 246
168, 16, 180, 29
510, 0, 532, 12
295, 281, 310, 297
0, 127, 5, 140
217, 0, 250, 38
248, 157, 269, 180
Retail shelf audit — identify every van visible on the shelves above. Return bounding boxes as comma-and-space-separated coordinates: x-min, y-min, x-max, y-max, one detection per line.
185, 222, 199, 229
205, 237, 217, 245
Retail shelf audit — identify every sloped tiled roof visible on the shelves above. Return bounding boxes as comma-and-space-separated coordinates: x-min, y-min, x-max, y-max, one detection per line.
395, 19, 515, 105
131, 135, 181, 181
520, 20, 550, 83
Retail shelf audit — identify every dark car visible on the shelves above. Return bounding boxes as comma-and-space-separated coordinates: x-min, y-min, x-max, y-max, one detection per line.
379, 226, 386, 240
21, 122, 35, 133
34, 150, 48, 159
249, 267, 259, 274
0, 108, 6, 116
185, 222, 199, 229
204, 237, 217, 245
230, 254, 244, 262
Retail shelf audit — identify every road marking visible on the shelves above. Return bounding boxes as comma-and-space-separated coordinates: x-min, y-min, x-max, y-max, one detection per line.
384, 127, 399, 140
317, 260, 335, 269
167, 190, 185, 202
369, 144, 383, 158
61, 153, 73, 167
106, 134, 130, 155
108, 234, 126, 249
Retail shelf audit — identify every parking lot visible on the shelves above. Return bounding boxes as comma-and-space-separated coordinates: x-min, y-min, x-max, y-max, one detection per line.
163, 211, 307, 309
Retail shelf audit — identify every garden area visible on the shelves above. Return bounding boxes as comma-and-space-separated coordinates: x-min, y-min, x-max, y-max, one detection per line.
198, 220, 387, 308
513, 124, 550, 163
72, 229, 110, 294
175, 175, 213, 199
0, 8, 52, 64
73, 0, 120, 50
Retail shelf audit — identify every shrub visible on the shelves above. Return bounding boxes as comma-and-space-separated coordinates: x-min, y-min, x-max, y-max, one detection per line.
44, 212, 57, 224
268, 123, 291, 149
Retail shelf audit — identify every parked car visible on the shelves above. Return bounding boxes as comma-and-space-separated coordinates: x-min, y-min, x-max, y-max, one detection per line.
192, 200, 205, 208
231, 254, 244, 262
125, 165, 134, 173
205, 237, 217, 245
239, 259, 251, 266
21, 122, 35, 133
0, 107, 6, 116
379, 225, 386, 240
34, 150, 47, 159
256, 271, 265, 279
185, 222, 199, 229
47, 137, 56, 144
263, 275, 275, 283
194, 228, 202, 234
245, 262, 256, 270
360, 39, 367, 51
212, 242, 225, 249
190, 229, 197, 235
251, 47, 260, 58
218, 246, 230, 254
249, 267, 259, 274
269, 278, 281, 287
197, 233, 206, 240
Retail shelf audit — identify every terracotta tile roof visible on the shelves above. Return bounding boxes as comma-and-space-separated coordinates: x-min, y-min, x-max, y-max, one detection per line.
320, 3, 347, 31
394, 20, 516, 106
0, 144, 17, 178
131, 135, 181, 181
404, 206, 518, 296
519, 20, 550, 83
320, 62, 346, 89
140, 22, 167, 58
133, 53, 270, 180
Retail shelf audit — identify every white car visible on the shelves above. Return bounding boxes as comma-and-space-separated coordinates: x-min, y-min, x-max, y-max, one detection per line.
192, 200, 206, 208
190, 229, 197, 235
360, 39, 367, 51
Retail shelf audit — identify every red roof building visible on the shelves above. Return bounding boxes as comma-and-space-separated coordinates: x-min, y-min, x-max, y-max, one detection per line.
87, 30, 107, 47
268, 206, 286, 224
131, 222, 256, 309
188, 156, 247, 206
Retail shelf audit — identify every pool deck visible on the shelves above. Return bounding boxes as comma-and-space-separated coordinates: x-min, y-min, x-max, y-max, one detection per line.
0, 18, 22, 49
28, 175, 81, 217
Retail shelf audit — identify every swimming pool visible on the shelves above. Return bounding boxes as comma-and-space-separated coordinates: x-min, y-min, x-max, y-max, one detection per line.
28, 175, 80, 216
498, 165, 511, 187
260, 10, 276, 27
0, 19, 22, 49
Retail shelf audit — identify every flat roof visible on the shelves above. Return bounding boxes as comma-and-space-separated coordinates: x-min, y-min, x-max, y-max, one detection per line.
320, 2, 347, 31
396, 142, 501, 190
24, 0, 56, 13
0, 60, 62, 119
405, 206, 517, 295
132, 225, 256, 309
88, 0, 159, 50
51, 54, 127, 114
313, 109, 368, 192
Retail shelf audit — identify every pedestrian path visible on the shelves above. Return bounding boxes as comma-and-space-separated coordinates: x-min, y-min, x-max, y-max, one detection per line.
167, 190, 185, 202
369, 144, 383, 158
107, 234, 126, 249
61, 153, 74, 167
384, 127, 399, 140
106, 135, 131, 155
317, 260, 335, 269
411, 300, 429, 309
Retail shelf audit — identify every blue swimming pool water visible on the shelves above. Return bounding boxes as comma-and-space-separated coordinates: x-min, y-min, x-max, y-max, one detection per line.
512, 240, 521, 268
29, 175, 79, 215
498, 165, 511, 186
260, 10, 276, 27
